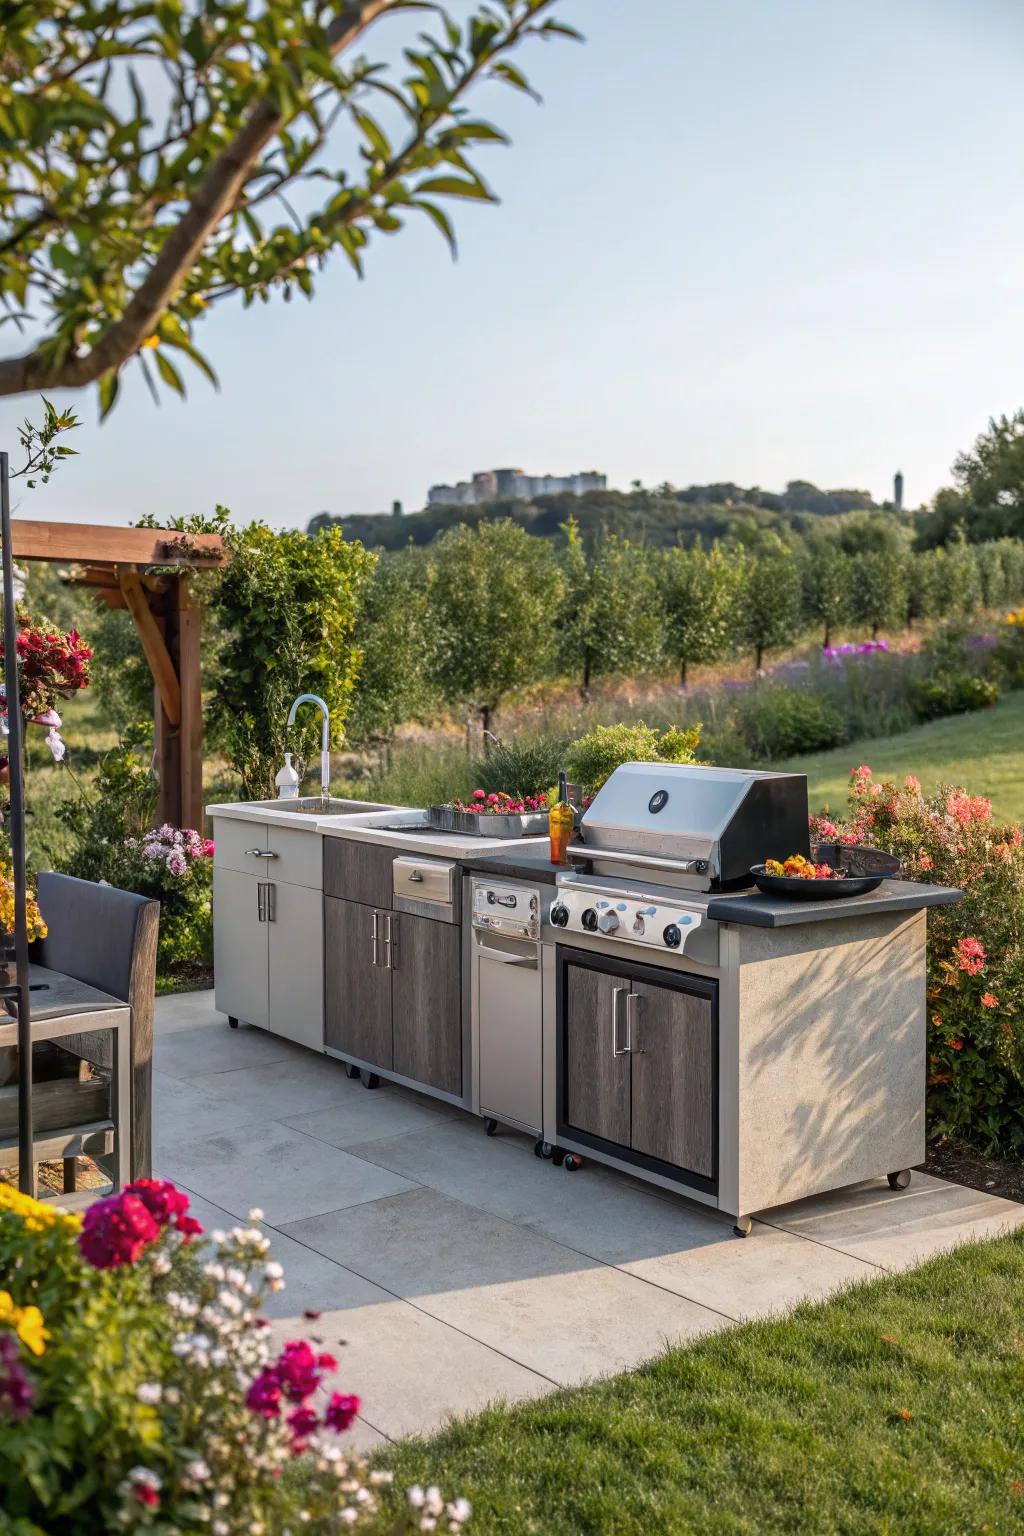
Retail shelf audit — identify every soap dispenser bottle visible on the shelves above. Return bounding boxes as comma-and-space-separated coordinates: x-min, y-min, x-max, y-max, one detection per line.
276, 752, 300, 800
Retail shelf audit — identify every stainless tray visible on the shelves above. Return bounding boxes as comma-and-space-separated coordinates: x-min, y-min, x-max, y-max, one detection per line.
426, 805, 549, 838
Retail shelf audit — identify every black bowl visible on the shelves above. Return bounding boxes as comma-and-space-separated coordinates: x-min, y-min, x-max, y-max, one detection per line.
750, 864, 883, 901
810, 843, 902, 879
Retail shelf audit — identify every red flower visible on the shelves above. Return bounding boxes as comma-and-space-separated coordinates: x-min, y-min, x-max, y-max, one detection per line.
324, 1392, 361, 1433
949, 1038, 964, 1051
79, 1192, 160, 1269
954, 937, 985, 976
175, 1214, 204, 1242
126, 1178, 189, 1228
287, 1405, 320, 1439
247, 1341, 338, 1421
246, 1369, 283, 1419
133, 1485, 160, 1509
981, 993, 999, 1009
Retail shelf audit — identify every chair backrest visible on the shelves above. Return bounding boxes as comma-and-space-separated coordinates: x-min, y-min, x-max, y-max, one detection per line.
35, 872, 158, 1004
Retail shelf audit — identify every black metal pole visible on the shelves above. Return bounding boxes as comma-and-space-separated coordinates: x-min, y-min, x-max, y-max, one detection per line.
0, 452, 33, 1195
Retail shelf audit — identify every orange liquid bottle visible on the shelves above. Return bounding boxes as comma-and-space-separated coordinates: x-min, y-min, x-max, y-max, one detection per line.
549, 772, 574, 866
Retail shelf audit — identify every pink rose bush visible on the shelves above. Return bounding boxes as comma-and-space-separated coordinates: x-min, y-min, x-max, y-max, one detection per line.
822, 767, 1024, 1149
0, 1180, 469, 1535
119, 823, 214, 978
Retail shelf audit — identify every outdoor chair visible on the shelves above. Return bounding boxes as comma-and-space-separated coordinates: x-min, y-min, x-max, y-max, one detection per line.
0, 873, 159, 1197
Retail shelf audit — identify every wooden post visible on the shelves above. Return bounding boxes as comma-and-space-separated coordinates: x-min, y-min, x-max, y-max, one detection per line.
153, 576, 203, 832
176, 575, 204, 834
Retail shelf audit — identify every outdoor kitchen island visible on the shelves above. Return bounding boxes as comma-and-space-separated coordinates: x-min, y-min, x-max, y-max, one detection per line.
209, 769, 960, 1235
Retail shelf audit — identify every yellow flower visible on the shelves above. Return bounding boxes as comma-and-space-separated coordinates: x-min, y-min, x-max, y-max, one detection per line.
141, 334, 161, 349
0, 1181, 79, 1230
0, 1290, 49, 1355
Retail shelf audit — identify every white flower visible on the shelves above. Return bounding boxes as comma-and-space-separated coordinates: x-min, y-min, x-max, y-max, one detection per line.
213, 1522, 229, 1536
447, 1498, 472, 1523
128, 1467, 162, 1490
187, 1458, 211, 1482
151, 1253, 171, 1276
408, 1487, 425, 1509
264, 1261, 284, 1281
136, 1383, 162, 1405
425, 1488, 444, 1517
420, 1520, 437, 1533
212, 1229, 227, 1244
248, 1207, 264, 1222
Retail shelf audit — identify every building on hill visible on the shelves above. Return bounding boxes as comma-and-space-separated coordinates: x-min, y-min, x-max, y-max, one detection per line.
427, 466, 606, 507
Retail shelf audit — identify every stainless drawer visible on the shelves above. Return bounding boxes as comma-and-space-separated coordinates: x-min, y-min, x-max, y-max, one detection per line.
392, 856, 455, 907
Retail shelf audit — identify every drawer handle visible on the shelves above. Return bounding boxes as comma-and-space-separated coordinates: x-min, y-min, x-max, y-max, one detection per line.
246, 848, 278, 859
407, 871, 424, 883
474, 943, 537, 969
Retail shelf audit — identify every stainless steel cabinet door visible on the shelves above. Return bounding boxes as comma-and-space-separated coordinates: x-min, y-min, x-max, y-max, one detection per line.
475, 941, 542, 1133
630, 982, 715, 1177
563, 962, 631, 1146
324, 896, 392, 1068
268, 882, 324, 1051
213, 867, 269, 1029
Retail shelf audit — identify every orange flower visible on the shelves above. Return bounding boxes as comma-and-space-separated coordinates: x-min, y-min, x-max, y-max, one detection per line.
898, 1408, 913, 1421
981, 993, 999, 1009
948, 1038, 964, 1051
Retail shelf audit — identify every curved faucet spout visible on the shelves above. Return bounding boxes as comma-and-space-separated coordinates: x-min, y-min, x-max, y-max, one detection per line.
286, 693, 331, 799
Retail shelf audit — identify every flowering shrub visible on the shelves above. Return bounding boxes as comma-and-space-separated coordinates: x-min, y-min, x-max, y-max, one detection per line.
0, 619, 92, 767
820, 768, 1024, 1149
0, 1179, 469, 1534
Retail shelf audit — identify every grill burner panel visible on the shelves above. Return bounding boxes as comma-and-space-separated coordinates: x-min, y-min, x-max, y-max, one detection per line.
577, 763, 810, 892
552, 875, 720, 965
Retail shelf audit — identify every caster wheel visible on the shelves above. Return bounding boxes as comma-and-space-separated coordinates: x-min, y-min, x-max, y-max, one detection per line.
887, 1169, 912, 1190
228, 1017, 239, 1030
360, 1070, 380, 1090
563, 1153, 583, 1173
733, 1216, 752, 1238
534, 1140, 554, 1160
551, 1148, 566, 1167
484, 1118, 499, 1137
344, 1063, 360, 1080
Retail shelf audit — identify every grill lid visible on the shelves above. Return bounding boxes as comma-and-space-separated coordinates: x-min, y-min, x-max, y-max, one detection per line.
579, 762, 810, 890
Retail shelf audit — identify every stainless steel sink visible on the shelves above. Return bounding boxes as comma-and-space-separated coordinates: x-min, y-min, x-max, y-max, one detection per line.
248, 797, 393, 817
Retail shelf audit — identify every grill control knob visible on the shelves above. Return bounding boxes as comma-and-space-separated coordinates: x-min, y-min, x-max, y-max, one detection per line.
549, 903, 569, 928
581, 908, 598, 931
597, 910, 620, 934
663, 923, 682, 949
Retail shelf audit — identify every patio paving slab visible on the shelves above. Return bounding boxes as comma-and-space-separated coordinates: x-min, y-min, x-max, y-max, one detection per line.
283, 1186, 727, 1385
155, 1020, 303, 1079
156, 1120, 418, 1225
150, 991, 1024, 1440
346, 1118, 878, 1316
765, 1171, 1024, 1267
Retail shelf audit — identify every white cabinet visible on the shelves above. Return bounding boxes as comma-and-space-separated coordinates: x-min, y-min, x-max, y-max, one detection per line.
212, 815, 324, 1052
268, 882, 323, 1051
213, 866, 269, 1030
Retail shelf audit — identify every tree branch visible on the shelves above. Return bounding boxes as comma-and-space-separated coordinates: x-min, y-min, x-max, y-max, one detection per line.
0, 0, 393, 397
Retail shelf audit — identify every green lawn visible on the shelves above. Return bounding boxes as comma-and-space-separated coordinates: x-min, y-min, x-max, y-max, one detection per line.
375, 1233, 1024, 1536
776, 691, 1024, 824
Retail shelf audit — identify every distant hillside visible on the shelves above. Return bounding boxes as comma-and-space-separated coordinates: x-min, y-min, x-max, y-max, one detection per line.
308, 481, 896, 550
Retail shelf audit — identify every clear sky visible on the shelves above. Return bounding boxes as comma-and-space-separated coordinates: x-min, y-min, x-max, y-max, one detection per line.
3, 0, 1024, 528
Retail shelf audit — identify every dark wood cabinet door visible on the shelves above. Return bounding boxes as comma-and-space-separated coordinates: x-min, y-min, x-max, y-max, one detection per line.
563, 962, 631, 1145
630, 982, 715, 1178
390, 912, 462, 1095
324, 896, 392, 1069
324, 839, 401, 908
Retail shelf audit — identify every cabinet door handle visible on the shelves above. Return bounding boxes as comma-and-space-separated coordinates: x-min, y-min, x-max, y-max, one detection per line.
384, 912, 395, 970
370, 909, 379, 966
611, 985, 629, 1057
246, 848, 278, 859
256, 882, 265, 922
265, 883, 276, 923
626, 991, 642, 1053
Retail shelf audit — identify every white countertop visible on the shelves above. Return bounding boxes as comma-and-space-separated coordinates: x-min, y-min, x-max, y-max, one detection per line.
206, 800, 544, 859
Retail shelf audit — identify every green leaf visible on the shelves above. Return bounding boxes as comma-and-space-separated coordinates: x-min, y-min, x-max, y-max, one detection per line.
414, 199, 457, 257
98, 370, 120, 420
416, 174, 494, 201
490, 60, 541, 101
354, 110, 391, 162
154, 347, 185, 396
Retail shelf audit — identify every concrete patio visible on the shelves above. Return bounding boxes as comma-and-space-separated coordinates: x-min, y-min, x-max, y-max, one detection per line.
153, 990, 1024, 1452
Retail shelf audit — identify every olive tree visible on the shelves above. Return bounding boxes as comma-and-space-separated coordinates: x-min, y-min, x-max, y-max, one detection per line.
428, 518, 564, 740
0, 1, 578, 409
557, 519, 662, 697
347, 548, 437, 763
738, 538, 803, 672
658, 542, 743, 686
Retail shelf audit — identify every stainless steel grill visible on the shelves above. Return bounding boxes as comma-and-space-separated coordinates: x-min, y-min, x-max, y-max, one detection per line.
570, 762, 810, 892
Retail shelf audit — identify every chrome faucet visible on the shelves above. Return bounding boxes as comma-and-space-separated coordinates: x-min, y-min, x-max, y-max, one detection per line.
286, 693, 331, 805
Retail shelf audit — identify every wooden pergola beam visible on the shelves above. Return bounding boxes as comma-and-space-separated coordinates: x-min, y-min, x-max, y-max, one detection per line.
12, 519, 225, 567
117, 567, 181, 726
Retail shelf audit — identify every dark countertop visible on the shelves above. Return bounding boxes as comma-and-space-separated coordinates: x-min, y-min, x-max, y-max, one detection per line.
459, 841, 565, 885
706, 879, 962, 928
